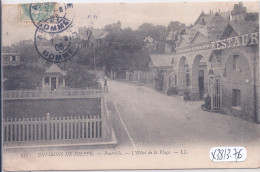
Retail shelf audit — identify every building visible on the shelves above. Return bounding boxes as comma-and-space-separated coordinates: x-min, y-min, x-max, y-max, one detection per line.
78, 27, 109, 48
172, 2, 259, 123
42, 63, 66, 90
173, 11, 229, 99
208, 2, 259, 122
2, 52, 21, 66
148, 54, 174, 92
165, 28, 189, 54
144, 36, 158, 52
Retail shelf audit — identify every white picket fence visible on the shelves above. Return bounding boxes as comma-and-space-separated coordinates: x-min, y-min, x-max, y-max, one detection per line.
3, 97, 112, 147
3, 115, 102, 143
3, 89, 103, 100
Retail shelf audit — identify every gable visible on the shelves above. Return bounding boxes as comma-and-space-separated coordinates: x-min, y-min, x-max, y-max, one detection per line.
194, 12, 206, 25
191, 32, 209, 44
177, 37, 189, 48
221, 24, 238, 39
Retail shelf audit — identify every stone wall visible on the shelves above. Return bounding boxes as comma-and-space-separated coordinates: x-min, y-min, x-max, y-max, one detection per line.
220, 46, 258, 122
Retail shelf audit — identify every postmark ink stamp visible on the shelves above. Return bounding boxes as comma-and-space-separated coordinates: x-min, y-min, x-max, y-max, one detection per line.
29, 3, 75, 33
28, 2, 79, 63
34, 23, 79, 63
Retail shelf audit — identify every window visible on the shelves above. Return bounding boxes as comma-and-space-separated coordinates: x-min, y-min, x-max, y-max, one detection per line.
4, 56, 8, 61
201, 18, 205, 25
58, 76, 63, 86
175, 75, 177, 85
233, 55, 239, 70
232, 89, 241, 107
12, 56, 16, 61
44, 77, 49, 85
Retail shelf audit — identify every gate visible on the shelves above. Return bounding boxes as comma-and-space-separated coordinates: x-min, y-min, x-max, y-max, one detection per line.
211, 80, 222, 112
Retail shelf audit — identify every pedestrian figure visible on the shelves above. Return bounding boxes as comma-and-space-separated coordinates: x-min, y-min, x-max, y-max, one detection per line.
104, 76, 107, 86
104, 76, 108, 93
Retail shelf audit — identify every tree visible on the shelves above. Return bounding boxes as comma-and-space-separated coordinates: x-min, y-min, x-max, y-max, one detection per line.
65, 66, 98, 88
104, 21, 121, 32
138, 23, 168, 41
75, 26, 150, 73
167, 21, 186, 33
3, 65, 44, 90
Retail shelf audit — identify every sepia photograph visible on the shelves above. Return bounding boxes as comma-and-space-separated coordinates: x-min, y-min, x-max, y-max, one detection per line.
1, 0, 260, 170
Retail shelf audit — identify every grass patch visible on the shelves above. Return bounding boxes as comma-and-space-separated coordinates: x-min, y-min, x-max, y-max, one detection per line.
3, 98, 101, 118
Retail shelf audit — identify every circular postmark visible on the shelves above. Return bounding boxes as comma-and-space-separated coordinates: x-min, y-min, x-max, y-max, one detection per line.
29, 3, 75, 33
34, 22, 79, 63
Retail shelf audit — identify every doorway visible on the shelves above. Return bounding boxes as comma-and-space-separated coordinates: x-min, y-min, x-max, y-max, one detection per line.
198, 70, 204, 99
51, 77, 57, 90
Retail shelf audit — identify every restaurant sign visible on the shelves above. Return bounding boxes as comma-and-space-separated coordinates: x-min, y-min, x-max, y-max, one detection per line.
212, 32, 259, 50
176, 32, 259, 54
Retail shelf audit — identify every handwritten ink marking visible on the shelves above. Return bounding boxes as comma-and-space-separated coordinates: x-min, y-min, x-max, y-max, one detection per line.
210, 147, 246, 162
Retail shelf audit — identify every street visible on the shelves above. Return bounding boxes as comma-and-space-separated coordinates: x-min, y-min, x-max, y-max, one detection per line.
105, 80, 260, 148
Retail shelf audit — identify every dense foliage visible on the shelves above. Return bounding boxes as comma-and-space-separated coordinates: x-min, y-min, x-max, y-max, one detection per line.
3, 65, 44, 90
65, 66, 98, 88
76, 25, 151, 73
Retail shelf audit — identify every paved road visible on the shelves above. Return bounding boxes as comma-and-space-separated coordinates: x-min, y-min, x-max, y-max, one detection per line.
105, 80, 260, 148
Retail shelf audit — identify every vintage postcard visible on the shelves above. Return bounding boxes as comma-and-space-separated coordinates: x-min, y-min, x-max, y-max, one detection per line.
2, 1, 260, 171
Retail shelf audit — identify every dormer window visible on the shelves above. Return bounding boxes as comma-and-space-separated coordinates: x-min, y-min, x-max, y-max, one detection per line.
201, 18, 205, 25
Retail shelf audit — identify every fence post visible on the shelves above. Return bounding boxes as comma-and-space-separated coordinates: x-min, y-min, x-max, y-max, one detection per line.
46, 113, 50, 140
14, 118, 17, 142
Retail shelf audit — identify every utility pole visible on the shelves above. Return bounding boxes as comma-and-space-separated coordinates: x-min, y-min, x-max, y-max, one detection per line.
93, 40, 96, 72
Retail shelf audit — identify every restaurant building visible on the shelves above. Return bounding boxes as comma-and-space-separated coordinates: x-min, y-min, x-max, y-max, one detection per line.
173, 2, 259, 122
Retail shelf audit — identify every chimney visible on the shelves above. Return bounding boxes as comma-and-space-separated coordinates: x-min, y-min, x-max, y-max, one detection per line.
239, 2, 243, 7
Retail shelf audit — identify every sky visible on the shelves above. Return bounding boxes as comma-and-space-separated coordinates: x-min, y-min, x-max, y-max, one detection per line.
2, 1, 259, 46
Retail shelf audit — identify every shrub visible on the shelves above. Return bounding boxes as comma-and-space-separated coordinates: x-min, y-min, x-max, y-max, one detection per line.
201, 94, 211, 111
167, 87, 178, 96
65, 66, 98, 88
183, 89, 192, 101
3, 65, 44, 90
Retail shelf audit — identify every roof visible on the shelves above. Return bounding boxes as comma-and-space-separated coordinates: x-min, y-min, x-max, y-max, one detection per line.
197, 28, 209, 38
97, 32, 109, 39
194, 11, 229, 28
166, 30, 178, 41
219, 11, 231, 20
44, 64, 66, 75
2, 46, 18, 54
176, 35, 190, 47
2, 52, 20, 56
144, 36, 158, 44
221, 22, 259, 39
149, 54, 173, 67
232, 23, 258, 35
